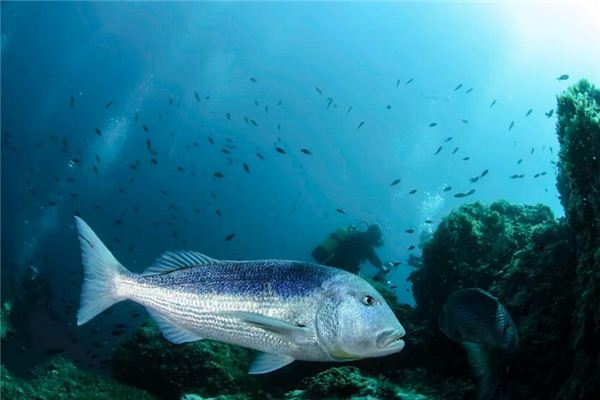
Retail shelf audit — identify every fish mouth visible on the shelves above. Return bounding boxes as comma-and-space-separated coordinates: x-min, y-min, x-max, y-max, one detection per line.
376, 328, 406, 350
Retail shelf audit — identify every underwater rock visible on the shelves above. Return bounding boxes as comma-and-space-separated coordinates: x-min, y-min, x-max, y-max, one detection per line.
409, 200, 555, 320
555, 79, 600, 398
112, 322, 257, 399
0, 357, 157, 400
1, 299, 14, 340
285, 366, 430, 400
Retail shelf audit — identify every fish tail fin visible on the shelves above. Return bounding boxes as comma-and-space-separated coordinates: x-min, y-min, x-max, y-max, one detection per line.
463, 342, 504, 400
74, 216, 129, 326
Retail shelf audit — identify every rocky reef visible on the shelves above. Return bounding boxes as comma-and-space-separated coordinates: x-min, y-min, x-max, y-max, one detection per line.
0, 357, 156, 400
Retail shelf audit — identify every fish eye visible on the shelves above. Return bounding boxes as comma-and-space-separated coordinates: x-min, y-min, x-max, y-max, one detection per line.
362, 295, 375, 306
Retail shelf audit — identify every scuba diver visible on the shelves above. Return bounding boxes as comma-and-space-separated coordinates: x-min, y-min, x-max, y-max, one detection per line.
312, 223, 393, 281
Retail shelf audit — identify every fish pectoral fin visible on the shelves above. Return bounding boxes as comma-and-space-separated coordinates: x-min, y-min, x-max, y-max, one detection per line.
146, 308, 204, 344
249, 352, 295, 374
223, 311, 309, 343
462, 342, 503, 400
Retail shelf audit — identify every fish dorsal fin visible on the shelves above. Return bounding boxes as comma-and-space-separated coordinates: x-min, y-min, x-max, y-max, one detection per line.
146, 307, 204, 344
143, 251, 219, 275
249, 352, 295, 374
223, 311, 309, 344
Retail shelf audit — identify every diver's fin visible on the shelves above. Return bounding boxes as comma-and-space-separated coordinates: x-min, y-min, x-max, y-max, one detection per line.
75, 216, 129, 326
463, 342, 503, 400
143, 250, 219, 275
249, 352, 295, 374
146, 308, 204, 344
224, 311, 309, 343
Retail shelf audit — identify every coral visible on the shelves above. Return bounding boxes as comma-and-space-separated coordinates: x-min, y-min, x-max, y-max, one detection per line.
112, 322, 259, 400
0, 357, 157, 400
409, 201, 555, 320
555, 79, 600, 398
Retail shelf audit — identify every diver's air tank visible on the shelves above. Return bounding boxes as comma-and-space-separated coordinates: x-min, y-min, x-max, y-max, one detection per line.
312, 226, 352, 264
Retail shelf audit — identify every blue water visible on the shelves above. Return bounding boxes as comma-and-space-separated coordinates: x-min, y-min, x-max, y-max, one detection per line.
2, 0, 599, 379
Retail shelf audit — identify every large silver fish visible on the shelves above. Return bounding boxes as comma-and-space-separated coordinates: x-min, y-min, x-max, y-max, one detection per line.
74, 217, 405, 374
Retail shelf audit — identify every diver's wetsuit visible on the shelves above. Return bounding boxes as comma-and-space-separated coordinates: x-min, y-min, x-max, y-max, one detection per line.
323, 232, 382, 274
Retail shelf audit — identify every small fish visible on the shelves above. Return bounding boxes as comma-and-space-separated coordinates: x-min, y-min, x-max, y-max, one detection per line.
346, 106, 353, 114
405, 78, 414, 85
443, 186, 452, 192
454, 83, 463, 91
509, 174, 519, 179
300, 148, 312, 155
177, 166, 184, 172
243, 163, 250, 173
530, 147, 535, 155
249, 77, 257, 83
277, 100, 282, 106
424, 220, 433, 224
545, 109, 554, 118
405, 229, 414, 234
150, 158, 157, 165
533, 173, 540, 178
226, 112, 231, 120
213, 172, 224, 178
489, 99, 497, 108
70, 96, 75, 109
480, 169, 489, 178
465, 88, 473, 94
462, 119, 469, 124
452, 147, 459, 155
356, 121, 365, 130
525, 109, 533, 117
94, 128, 102, 136
435, 146, 443, 155
466, 189, 475, 196
208, 136, 214, 145
409, 189, 417, 195
257, 152, 265, 160
469, 176, 480, 183
408, 245, 416, 250
275, 147, 286, 154
429, 122, 438, 128
396, 79, 401, 88
105, 101, 113, 109
445, 137, 453, 143
386, 104, 392, 110
336, 208, 346, 214
508, 121, 514, 131
315, 86, 323, 95
194, 91, 200, 102
251, 120, 258, 127
225, 233, 236, 241
390, 179, 401, 186
556, 74, 569, 81
517, 159, 522, 165
142, 125, 149, 133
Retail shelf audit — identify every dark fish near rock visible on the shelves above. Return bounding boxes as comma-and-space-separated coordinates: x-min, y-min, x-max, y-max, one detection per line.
545, 109, 554, 118
556, 74, 569, 81
439, 288, 518, 400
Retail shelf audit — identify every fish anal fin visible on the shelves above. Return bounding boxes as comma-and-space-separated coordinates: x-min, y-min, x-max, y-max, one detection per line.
249, 352, 295, 374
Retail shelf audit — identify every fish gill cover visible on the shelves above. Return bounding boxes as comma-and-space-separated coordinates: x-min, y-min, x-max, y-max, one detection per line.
1, 2, 600, 400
